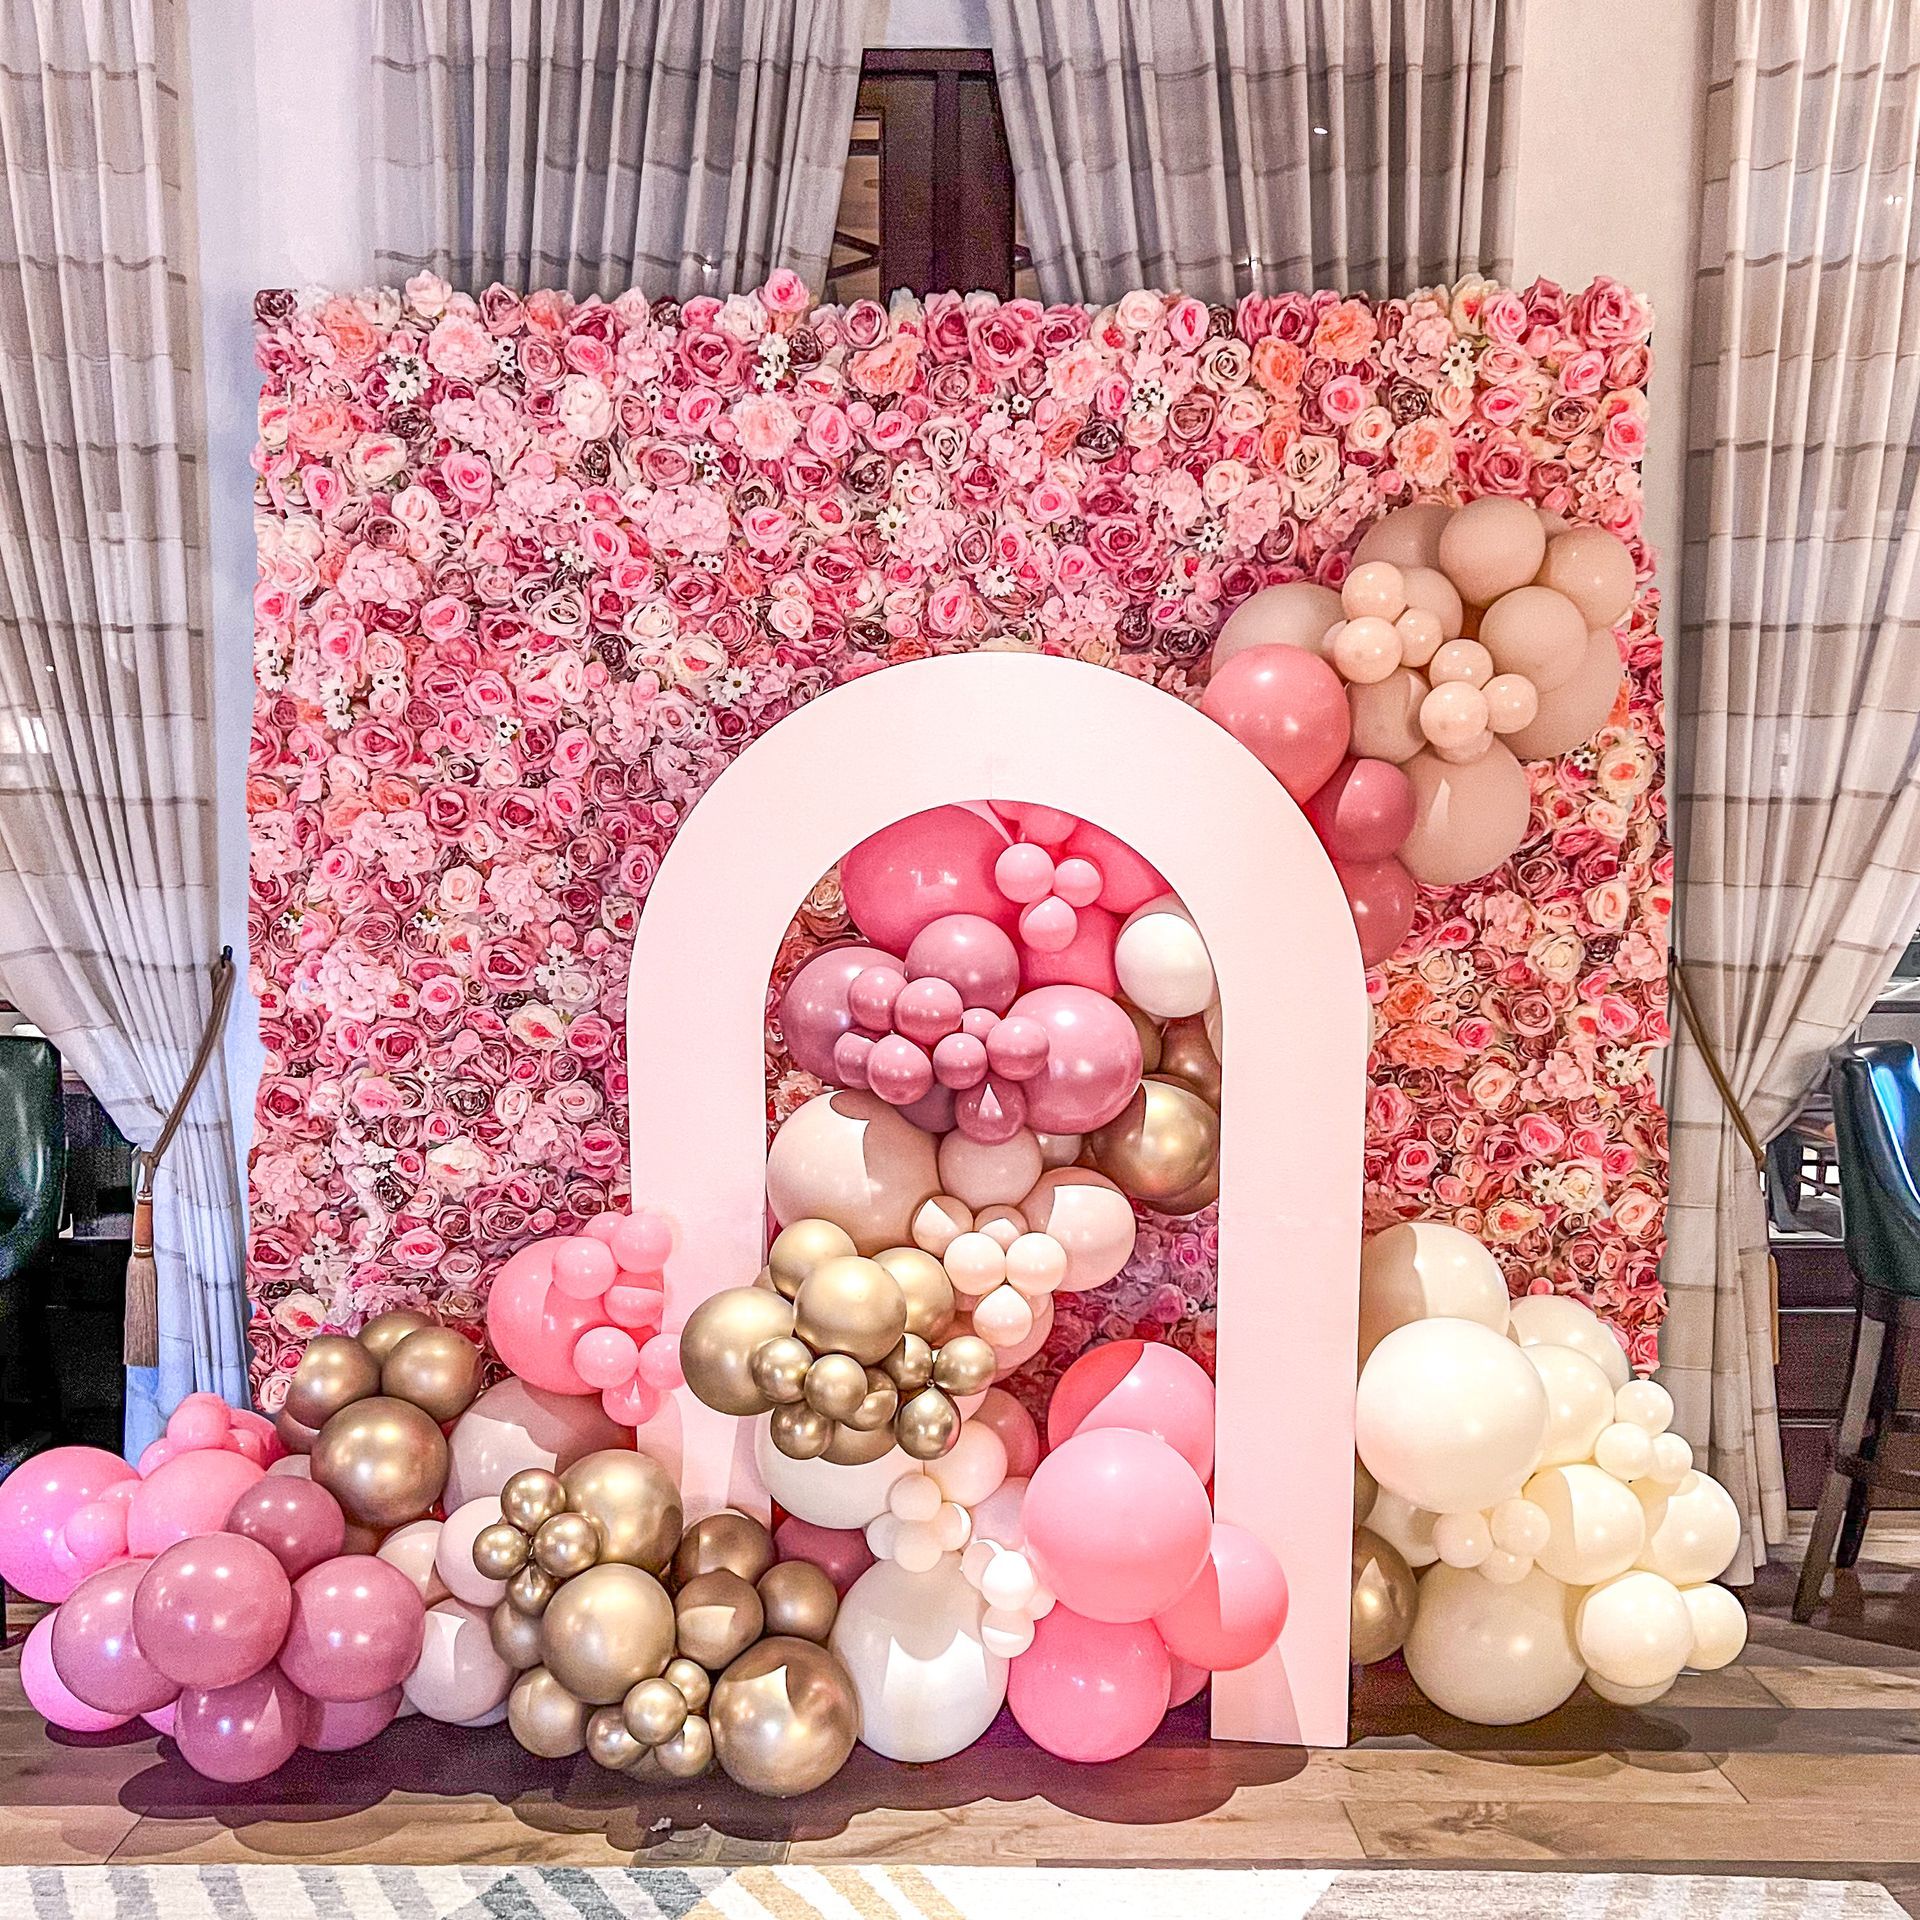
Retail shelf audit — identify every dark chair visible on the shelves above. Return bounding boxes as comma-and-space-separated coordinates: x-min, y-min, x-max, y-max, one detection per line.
1793, 1038, 1920, 1619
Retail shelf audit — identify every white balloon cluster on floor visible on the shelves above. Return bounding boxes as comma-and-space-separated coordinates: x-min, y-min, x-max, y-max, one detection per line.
1352, 1222, 1748, 1724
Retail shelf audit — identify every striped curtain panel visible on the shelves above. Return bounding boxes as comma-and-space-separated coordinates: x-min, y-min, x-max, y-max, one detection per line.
369, 0, 867, 298
0, 0, 248, 1447
986, 0, 1525, 304
1664, 0, 1920, 1577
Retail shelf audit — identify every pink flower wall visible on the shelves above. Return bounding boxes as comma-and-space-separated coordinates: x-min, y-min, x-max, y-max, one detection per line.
246, 270, 1669, 1414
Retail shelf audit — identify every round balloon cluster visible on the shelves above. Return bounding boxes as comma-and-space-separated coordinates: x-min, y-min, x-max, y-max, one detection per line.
1345, 1221, 1748, 1721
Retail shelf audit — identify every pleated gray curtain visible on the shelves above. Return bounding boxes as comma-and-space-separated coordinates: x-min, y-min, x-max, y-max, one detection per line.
1663, 0, 1920, 1578
987, 0, 1525, 303
0, 0, 248, 1448
370, 0, 867, 297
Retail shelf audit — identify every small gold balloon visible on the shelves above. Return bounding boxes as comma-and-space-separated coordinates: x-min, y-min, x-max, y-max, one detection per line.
274, 1407, 321, 1455
539, 1562, 675, 1705
757, 1559, 839, 1644
534, 1510, 601, 1578
895, 1386, 960, 1459
356, 1308, 433, 1363
931, 1334, 995, 1396
500, 1467, 568, 1534
587, 1703, 647, 1771
655, 1711, 715, 1780
664, 1655, 710, 1714
310, 1395, 449, 1529
1354, 1457, 1379, 1530
770, 1402, 834, 1459
768, 1218, 858, 1299
672, 1511, 776, 1590
381, 1325, 483, 1422
880, 1333, 933, 1392
804, 1352, 871, 1423
561, 1449, 682, 1575
794, 1256, 909, 1367
508, 1562, 557, 1616
680, 1287, 797, 1415
507, 1664, 591, 1758
675, 1568, 765, 1670
845, 1370, 898, 1432
750, 1335, 813, 1405
1351, 1526, 1418, 1667
623, 1674, 690, 1745
1157, 1014, 1222, 1106
286, 1334, 382, 1431
1085, 1076, 1219, 1204
1120, 1000, 1165, 1073
709, 1636, 859, 1797
490, 1599, 546, 1670
752, 1266, 778, 1292
824, 1420, 899, 1466
473, 1521, 532, 1581
873, 1246, 957, 1341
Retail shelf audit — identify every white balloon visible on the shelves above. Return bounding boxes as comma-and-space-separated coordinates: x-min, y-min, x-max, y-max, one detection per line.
1489, 1496, 1550, 1558
1367, 1488, 1439, 1569
1433, 1510, 1492, 1569
378, 1518, 449, 1606
1586, 1670, 1673, 1707
1358, 1222, 1509, 1364
1634, 1470, 1741, 1585
927, 1422, 1008, 1509
436, 1497, 508, 1607
1478, 1548, 1534, 1586
1525, 1344, 1616, 1467
1682, 1581, 1748, 1670
1575, 1570, 1693, 1690
831, 1554, 1008, 1761
1614, 1379, 1675, 1434
1525, 1463, 1647, 1585
1114, 896, 1216, 1019
1647, 1432, 1694, 1486
1593, 1421, 1655, 1483
1507, 1295, 1630, 1390
754, 1415, 917, 1529
980, 1547, 1038, 1612
444, 1377, 626, 1509
403, 1597, 513, 1724
980, 1607, 1035, 1658
1404, 1563, 1585, 1725
1356, 1318, 1549, 1514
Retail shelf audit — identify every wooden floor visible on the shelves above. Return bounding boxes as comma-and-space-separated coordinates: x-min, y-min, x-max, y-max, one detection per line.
6, 1524, 1920, 1909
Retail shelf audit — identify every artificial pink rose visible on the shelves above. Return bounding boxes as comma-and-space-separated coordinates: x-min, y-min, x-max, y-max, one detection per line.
441, 450, 494, 508
426, 313, 498, 382
1575, 276, 1654, 347
760, 268, 812, 316
732, 392, 801, 462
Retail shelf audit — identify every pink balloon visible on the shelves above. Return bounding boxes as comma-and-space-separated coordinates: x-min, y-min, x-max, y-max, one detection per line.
126, 1450, 265, 1560
136, 1439, 176, 1476
225, 1475, 347, 1579
1153, 1523, 1290, 1672
1045, 1339, 1216, 1481
605, 1280, 665, 1330
51, 1558, 177, 1716
932, 1030, 990, 1090
279, 1554, 427, 1703
572, 1324, 642, 1391
484, 1240, 602, 1394
226, 1407, 288, 1467
779, 944, 902, 1079
971, 1386, 1042, 1478
839, 805, 1015, 951
1062, 821, 1167, 917
636, 1334, 683, 1390
773, 1518, 877, 1596
133, 1534, 293, 1690
867, 1034, 936, 1105
1305, 756, 1416, 863
1018, 897, 1078, 954
608, 1209, 673, 1273
166, 1392, 234, 1453
1005, 986, 1144, 1134
1007, 1606, 1172, 1762
145, 1699, 177, 1735
994, 842, 1056, 904
602, 1378, 661, 1427
1168, 1656, 1209, 1707
953, 1077, 1028, 1145
1018, 903, 1120, 995
173, 1663, 307, 1783
990, 800, 1078, 846
1199, 643, 1352, 800
1051, 857, 1103, 907
62, 1496, 131, 1575
1335, 855, 1417, 968
0, 1445, 136, 1602
306, 1684, 401, 1751
1023, 1428, 1212, 1623
20, 1614, 131, 1733
552, 1235, 617, 1299
904, 915, 1020, 1015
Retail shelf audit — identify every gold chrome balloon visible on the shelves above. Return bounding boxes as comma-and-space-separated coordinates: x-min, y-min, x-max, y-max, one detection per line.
873, 1246, 956, 1341
500, 1467, 567, 1535
356, 1308, 433, 1363
473, 1521, 532, 1581
674, 1569, 765, 1670
895, 1386, 960, 1459
533, 1511, 602, 1579
507, 1562, 557, 1616
771, 1402, 834, 1459
768, 1219, 858, 1299
1351, 1526, 1418, 1666
664, 1655, 710, 1714
310, 1395, 449, 1528
672, 1511, 776, 1590
1354, 1458, 1379, 1530
749, 1336, 812, 1405
1086, 1076, 1219, 1204
285, 1334, 382, 1431
846, 1370, 898, 1432
561, 1449, 682, 1574
931, 1335, 995, 1396
803, 1352, 870, 1423
824, 1420, 898, 1466
490, 1599, 546, 1670
507, 1664, 591, 1758
539, 1563, 675, 1705
586, 1703, 647, 1771
880, 1333, 933, 1392
274, 1407, 321, 1455
623, 1674, 690, 1745
1155, 1161, 1219, 1217
655, 1711, 715, 1779
757, 1559, 839, 1644
709, 1636, 859, 1796
794, 1256, 908, 1366
680, 1287, 797, 1415
1156, 1014, 1222, 1106
1119, 1000, 1164, 1074
381, 1325, 483, 1422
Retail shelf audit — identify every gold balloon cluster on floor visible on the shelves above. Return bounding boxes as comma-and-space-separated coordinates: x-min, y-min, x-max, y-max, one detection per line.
274, 1310, 484, 1531
680, 1219, 997, 1463
1083, 1009, 1221, 1215
484, 1473, 859, 1796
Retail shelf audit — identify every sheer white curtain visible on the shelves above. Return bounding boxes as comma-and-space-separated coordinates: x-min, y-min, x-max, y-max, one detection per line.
1663, 0, 1920, 1577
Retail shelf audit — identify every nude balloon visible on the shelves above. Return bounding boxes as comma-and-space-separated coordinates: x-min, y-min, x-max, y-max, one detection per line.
1399, 563, 1464, 636
1398, 743, 1533, 886
443, 1377, 624, 1508
1478, 585, 1588, 693
1436, 496, 1546, 605
1500, 629, 1626, 760
1354, 502, 1451, 569
1347, 669, 1430, 764
1537, 525, 1636, 628
765, 1089, 941, 1255
1019, 1167, 1137, 1292
1211, 580, 1345, 668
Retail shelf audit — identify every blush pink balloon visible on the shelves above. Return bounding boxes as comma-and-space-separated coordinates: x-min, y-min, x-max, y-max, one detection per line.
126, 1450, 265, 1560
1304, 756, 1416, 863
279, 1554, 427, 1704
62, 1494, 131, 1575
993, 842, 1056, 904
1062, 821, 1167, 917
484, 1240, 603, 1394
133, 1535, 293, 1690
51, 1558, 177, 1716
607, 1209, 673, 1273
1168, 1656, 1209, 1707
1018, 902, 1120, 995
572, 1325, 642, 1391
1005, 986, 1144, 1134
0, 1445, 136, 1602
306, 1684, 402, 1751
225, 1408, 287, 1468
1023, 1428, 1212, 1624
552, 1235, 617, 1299
173, 1663, 307, 1783
637, 1333, 683, 1390
1335, 855, 1417, 968
1045, 1339, 1216, 1481
779, 944, 903, 1079
166, 1392, 234, 1453
1007, 1606, 1172, 1762
1152, 1523, 1290, 1672
604, 1280, 665, 1331
1199, 643, 1352, 800
972, 1387, 1042, 1478
905, 913, 1022, 1013
989, 800, 1079, 845
1018, 897, 1078, 953
840, 805, 1016, 951
224, 1476, 347, 1579
19, 1613, 131, 1732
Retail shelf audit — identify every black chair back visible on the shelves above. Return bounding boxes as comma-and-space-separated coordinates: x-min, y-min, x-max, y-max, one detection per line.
0, 1036, 61, 1235
1828, 1038, 1920, 1301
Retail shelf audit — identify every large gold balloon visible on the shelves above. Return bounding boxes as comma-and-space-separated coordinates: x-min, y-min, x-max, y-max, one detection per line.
873, 1247, 956, 1341
356, 1308, 433, 1363
508, 1664, 590, 1758
1120, 1000, 1164, 1074
474, 1521, 532, 1581
561, 1449, 682, 1575
931, 1335, 994, 1396
771, 1403, 834, 1459
757, 1559, 839, 1644
285, 1334, 381, 1431
586, 1704, 647, 1771
824, 1420, 899, 1466
539, 1563, 675, 1705
1351, 1526, 1418, 1666
672, 1511, 776, 1590
680, 1287, 797, 1415
490, 1599, 546, 1670
794, 1256, 909, 1366
501, 1467, 567, 1534
768, 1219, 858, 1299
623, 1674, 690, 1745
1155, 1161, 1219, 1218
655, 1712, 715, 1779
895, 1387, 960, 1459
274, 1407, 321, 1456
709, 1636, 859, 1796
750, 1336, 812, 1405
664, 1655, 710, 1713
804, 1353, 870, 1423
675, 1569, 765, 1669
311, 1394, 449, 1528
533, 1511, 601, 1579
1157, 1015, 1222, 1107
1086, 1076, 1219, 1204
381, 1325, 483, 1422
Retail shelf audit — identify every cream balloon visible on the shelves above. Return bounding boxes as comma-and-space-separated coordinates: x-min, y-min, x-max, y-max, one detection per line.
1594, 1420, 1655, 1482
1357, 1221, 1509, 1363
754, 1414, 917, 1529
1536, 525, 1635, 629
1403, 1563, 1584, 1726
1342, 561, 1408, 620
1586, 1670, 1671, 1707
437, 1497, 509, 1608
1212, 581, 1346, 669
1114, 896, 1216, 1019
1500, 629, 1625, 761
1436, 496, 1546, 606
1524, 1463, 1647, 1585
937, 1127, 1044, 1214
444, 1377, 625, 1508
1398, 742, 1531, 886
403, 1597, 515, 1724
1355, 502, 1452, 570
377, 1518, 449, 1607
910, 1195, 974, 1259
1017, 1168, 1137, 1292
1506, 1294, 1631, 1390
1575, 1570, 1693, 1691
767, 1089, 941, 1254
1347, 668, 1431, 764
1614, 1379, 1675, 1435
1363, 1488, 1439, 1570
1330, 616, 1404, 684
1525, 1344, 1616, 1467
1633, 1470, 1741, 1585
1681, 1581, 1748, 1670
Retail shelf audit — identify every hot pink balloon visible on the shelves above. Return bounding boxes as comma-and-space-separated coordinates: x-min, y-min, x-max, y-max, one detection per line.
1018, 903, 1120, 995
1200, 643, 1351, 800
173, 1663, 307, 1783
126, 1449, 265, 1561
279, 1554, 427, 1703
839, 805, 1015, 950
0, 1445, 136, 1602
306, 1684, 402, 1751
51, 1558, 176, 1716
1335, 855, 1417, 968
1007, 1606, 1172, 1762
1045, 1339, 1216, 1481
225, 1475, 347, 1579
1063, 821, 1167, 917
19, 1613, 131, 1733
485, 1240, 603, 1394
779, 943, 902, 1079
1005, 986, 1144, 1134
133, 1534, 293, 1689
905, 914, 1021, 1014
1023, 1428, 1212, 1623
1305, 756, 1416, 863
1152, 1523, 1290, 1672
